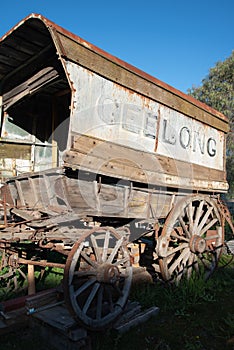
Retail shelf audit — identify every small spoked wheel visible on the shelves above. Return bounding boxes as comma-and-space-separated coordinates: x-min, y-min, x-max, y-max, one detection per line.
63, 226, 132, 330
157, 195, 224, 283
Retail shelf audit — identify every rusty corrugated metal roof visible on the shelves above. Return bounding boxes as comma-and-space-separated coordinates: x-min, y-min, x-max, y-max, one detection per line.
0, 13, 229, 126
0, 15, 51, 82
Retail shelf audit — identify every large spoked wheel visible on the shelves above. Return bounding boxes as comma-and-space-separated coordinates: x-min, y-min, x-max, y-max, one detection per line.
63, 226, 132, 330
157, 195, 224, 283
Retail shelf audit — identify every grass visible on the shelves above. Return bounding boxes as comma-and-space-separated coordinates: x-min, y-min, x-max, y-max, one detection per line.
93, 255, 234, 350
0, 255, 234, 350
0, 265, 64, 301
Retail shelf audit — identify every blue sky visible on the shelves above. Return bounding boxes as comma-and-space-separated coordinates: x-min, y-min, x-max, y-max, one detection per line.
1, 0, 233, 93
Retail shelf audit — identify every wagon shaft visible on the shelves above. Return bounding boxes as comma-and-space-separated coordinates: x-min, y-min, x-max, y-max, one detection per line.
0, 14, 231, 330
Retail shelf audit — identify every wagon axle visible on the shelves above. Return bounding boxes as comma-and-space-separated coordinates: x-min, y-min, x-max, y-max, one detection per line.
189, 235, 207, 254
96, 263, 120, 284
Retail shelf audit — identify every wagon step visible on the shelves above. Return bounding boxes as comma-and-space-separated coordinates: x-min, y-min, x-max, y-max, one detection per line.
31, 299, 159, 336
113, 301, 159, 334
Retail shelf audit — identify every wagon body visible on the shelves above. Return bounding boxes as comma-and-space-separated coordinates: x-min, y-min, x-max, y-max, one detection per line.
0, 14, 229, 191
0, 14, 232, 330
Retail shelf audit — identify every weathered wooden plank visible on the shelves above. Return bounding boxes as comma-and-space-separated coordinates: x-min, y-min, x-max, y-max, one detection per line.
62, 176, 173, 219
70, 134, 226, 182
3, 67, 57, 100
57, 32, 229, 132
64, 150, 228, 192
63, 134, 228, 192
14, 180, 26, 207
30, 177, 44, 207
0, 54, 22, 66
3, 67, 59, 109
17, 178, 38, 207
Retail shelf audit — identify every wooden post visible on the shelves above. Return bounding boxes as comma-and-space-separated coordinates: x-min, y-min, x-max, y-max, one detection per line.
52, 96, 58, 168
28, 264, 36, 295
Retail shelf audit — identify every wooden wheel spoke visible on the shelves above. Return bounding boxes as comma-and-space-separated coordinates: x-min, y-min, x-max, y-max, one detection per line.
171, 230, 190, 242
96, 285, 104, 320
80, 251, 98, 268
197, 206, 214, 234
193, 255, 199, 272
200, 218, 218, 236
175, 264, 185, 283
165, 251, 176, 265
168, 247, 190, 275
180, 248, 191, 267
165, 242, 188, 257
173, 250, 190, 283
186, 254, 195, 279
178, 216, 191, 237
152, 263, 160, 272
91, 234, 102, 263
82, 282, 100, 314
186, 202, 195, 231
111, 282, 123, 297
113, 256, 129, 266
74, 278, 96, 297
102, 230, 110, 262
193, 200, 205, 231
106, 286, 115, 312
107, 236, 124, 264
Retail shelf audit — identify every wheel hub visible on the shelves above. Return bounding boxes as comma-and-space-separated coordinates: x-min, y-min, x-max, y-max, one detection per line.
190, 235, 206, 253
96, 263, 120, 284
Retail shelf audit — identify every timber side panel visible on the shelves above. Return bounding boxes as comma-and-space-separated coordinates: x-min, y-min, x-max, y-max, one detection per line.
3, 167, 183, 220
63, 134, 228, 193
62, 176, 174, 219
55, 31, 229, 133
70, 134, 226, 181
61, 178, 97, 212
30, 176, 47, 208
4, 172, 71, 211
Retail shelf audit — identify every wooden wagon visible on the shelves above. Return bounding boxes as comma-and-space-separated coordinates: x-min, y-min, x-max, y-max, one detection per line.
0, 14, 232, 330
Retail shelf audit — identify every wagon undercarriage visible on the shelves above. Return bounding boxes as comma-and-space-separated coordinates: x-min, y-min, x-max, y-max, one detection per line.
0, 167, 229, 330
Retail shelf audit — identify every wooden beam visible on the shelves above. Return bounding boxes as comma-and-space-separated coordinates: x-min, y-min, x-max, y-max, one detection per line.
3, 67, 59, 110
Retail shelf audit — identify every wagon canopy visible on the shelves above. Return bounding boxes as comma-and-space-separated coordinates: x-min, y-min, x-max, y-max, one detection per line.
0, 14, 230, 192
0, 14, 72, 175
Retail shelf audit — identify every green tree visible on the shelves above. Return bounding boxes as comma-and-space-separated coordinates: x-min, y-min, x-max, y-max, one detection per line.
187, 51, 234, 197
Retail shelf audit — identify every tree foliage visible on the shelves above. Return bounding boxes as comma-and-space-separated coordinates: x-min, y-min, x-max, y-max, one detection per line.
187, 51, 234, 197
